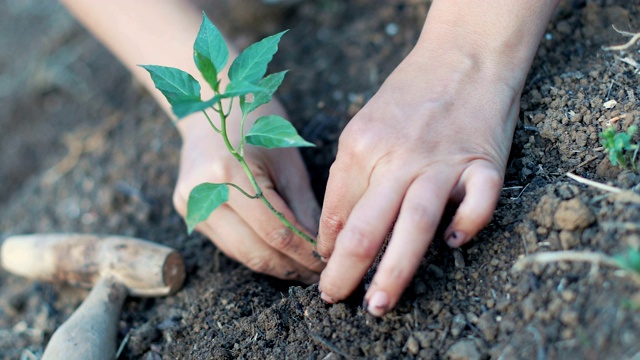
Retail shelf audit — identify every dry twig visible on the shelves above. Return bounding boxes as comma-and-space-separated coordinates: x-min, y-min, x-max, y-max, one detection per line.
566, 172, 623, 193
513, 251, 640, 284
42, 114, 120, 186
311, 333, 352, 359
513, 251, 620, 271
602, 25, 640, 51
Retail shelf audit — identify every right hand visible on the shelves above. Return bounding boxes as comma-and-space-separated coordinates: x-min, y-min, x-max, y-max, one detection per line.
173, 101, 324, 283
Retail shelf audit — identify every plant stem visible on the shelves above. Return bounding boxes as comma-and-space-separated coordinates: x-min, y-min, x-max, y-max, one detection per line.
213, 99, 316, 245
238, 156, 316, 245
238, 112, 247, 157
223, 182, 259, 199
201, 110, 220, 133
632, 145, 639, 173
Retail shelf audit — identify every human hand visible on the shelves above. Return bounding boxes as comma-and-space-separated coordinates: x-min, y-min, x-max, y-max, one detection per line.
316, 0, 559, 317
316, 38, 523, 315
174, 101, 324, 283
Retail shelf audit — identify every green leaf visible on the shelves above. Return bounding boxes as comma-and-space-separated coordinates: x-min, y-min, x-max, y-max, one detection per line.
224, 81, 265, 98
615, 248, 640, 274
186, 183, 229, 234
245, 115, 314, 148
241, 71, 287, 116
194, 50, 219, 91
228, 30, 287, 84
172, 96, 220, 119
614, 133, 631, 150
194, 12, 228, 73
139, 65, 201, 106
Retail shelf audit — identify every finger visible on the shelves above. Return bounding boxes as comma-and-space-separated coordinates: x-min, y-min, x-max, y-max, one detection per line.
227, 164, 325, 273
196, 204, 321, 284
316, 159, 367, 261
364, 170, 455, 316
267, 148, 321, 236
318, 175, 406, 303
445, 162, 503, 247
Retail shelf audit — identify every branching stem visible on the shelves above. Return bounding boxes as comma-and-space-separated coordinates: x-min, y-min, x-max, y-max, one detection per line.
223, 182, 258, 199
201, 110, 220, 133
212, 98, 315, 245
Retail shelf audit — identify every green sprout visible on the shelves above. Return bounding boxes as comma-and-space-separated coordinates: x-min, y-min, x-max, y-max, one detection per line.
140, 13, 315, 244
615, 247, 640, 275
616, 248, 640, 310
599, 125, 639, 173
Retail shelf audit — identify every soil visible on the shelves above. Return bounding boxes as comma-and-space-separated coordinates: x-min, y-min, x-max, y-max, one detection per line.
1, 0, 640, 359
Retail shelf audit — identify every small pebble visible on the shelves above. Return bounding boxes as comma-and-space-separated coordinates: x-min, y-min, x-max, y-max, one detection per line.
486, 298, 495, 309
477, 311, 498, 341
445, 339, 482, 360
385, 22, 399, 36
466, 312, 479, 325
560, 309, 579, 327
453, 249, 465, 268
405, 335, 419, 355
561, 290, 577, 303
451, 313, 467, 337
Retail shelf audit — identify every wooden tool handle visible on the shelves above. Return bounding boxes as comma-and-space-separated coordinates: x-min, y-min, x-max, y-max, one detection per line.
1, 234, 185, 296
42, 276, 127, 360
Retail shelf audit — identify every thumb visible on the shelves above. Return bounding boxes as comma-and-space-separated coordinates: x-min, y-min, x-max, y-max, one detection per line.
267, 149, 321, 236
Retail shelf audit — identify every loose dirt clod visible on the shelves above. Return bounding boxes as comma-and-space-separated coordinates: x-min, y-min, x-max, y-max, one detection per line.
445, 339, 482, 360
553, 197, 596, 231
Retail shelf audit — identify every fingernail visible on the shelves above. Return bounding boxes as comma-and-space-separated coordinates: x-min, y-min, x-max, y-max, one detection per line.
446, 231, 466, 248
321, 292, 337, 304
366, 291, 389, 317
320, 256, 328, 263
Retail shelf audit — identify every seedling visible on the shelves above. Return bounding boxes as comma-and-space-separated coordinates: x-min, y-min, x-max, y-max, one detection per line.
140, 13, 315, 244
616, 247, 640, 275
599, 125, 639, 173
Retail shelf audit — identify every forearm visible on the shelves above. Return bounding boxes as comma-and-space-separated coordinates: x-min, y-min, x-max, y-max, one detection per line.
60, 0, 237, 137
414, 0, 560, 92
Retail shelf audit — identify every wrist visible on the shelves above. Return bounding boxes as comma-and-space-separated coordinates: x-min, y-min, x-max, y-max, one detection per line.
414, 0, 559, 92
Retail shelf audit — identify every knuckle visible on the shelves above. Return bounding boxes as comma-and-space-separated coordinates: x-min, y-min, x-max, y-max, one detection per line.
337, 121, 372, 160
265, 227, 295, 251
483, 167, 504, 189
383, 264, 413, 285
404, 202, 440, 230
340, 224, 379, 260
318, 212, 346, 257
244, 255, 275, 275
316, 243, 333, 260
209, 160, 235, 183
320, 212, 345, 239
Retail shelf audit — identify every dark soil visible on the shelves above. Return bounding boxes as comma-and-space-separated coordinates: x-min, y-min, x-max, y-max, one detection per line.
1, 0, 640, 359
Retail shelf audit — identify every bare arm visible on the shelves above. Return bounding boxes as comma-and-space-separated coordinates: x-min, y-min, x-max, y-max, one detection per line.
61, 0, 324, 283
60, 0, 236, 137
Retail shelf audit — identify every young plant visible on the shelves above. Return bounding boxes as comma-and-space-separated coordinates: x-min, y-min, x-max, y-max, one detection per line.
599, 125, 639, 173
616, 247, 640, 276
140, 13, 315, 244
